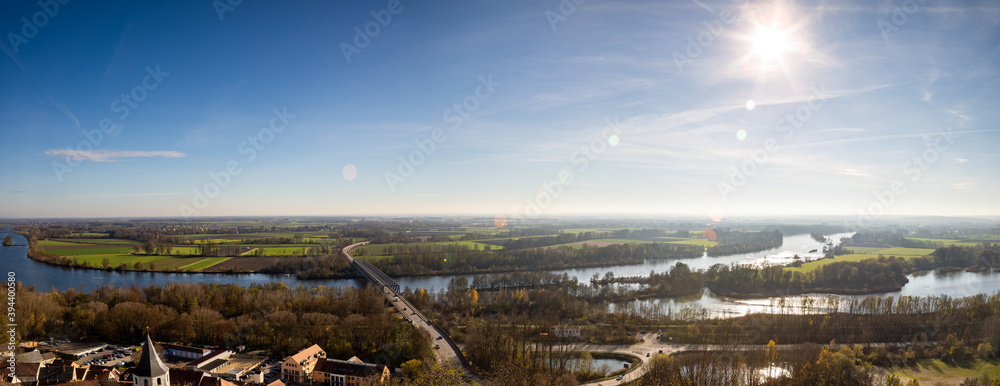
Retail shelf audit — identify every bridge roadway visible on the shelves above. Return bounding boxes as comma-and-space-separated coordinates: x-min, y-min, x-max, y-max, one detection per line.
341, 242, 471, 374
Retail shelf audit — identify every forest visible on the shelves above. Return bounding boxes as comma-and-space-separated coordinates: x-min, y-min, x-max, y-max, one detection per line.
11, 282, 432, 366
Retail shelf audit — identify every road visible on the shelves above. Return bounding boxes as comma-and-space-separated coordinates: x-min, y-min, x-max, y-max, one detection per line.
341, 242, 470, 374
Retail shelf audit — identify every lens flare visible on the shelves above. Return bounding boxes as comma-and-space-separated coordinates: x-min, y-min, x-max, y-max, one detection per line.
608, 135, 620, 146
494, 215, 508, 228
736, 130, 747, 141
746, 99, 756, 110
342, 164, 358, 181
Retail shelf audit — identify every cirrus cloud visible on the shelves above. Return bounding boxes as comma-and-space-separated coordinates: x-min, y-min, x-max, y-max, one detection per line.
44, 149, 186, 162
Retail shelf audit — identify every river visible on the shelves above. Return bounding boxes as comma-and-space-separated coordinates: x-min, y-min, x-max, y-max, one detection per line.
3, 228, 998, 316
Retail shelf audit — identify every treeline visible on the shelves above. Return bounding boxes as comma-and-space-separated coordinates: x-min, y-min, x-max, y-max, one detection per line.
706, 257, 910, 297
592, 262, 706, 298
373, 242, 702, 276
849, 230, 910, 247
500, 229, 684, 249
11, 282, 431, 365
706, 229, 783, 256
666, 292, 1000, 349
502, 232, 609, 249
457, 227, 559, 241
259, 253, 357, 280
776, 224, 849, 237
909, 245, 1000, 270
810, 231, 826, 242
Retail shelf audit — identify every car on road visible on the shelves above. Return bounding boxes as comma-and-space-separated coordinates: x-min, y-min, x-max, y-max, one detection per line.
646, 353, 650, 357
617, 375, 623, 381
434, 344, 440, 350
435, 336, 442, 340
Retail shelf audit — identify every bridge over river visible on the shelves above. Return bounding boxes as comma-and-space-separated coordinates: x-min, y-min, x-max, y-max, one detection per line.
342, 242, 472, 375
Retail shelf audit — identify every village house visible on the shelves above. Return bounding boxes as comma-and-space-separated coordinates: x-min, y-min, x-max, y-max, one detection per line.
280, 344, 326, 384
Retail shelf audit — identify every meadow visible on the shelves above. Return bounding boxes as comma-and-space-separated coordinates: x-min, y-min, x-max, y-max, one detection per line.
784, 246, 935, 273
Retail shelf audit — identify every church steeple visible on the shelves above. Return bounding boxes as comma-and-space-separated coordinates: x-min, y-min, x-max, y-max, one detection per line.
133, 333, 170, 386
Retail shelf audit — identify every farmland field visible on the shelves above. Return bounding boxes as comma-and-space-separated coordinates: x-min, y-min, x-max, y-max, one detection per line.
785, 247, 935, 273
663, 238, 718, 247
38, 238, 238, 271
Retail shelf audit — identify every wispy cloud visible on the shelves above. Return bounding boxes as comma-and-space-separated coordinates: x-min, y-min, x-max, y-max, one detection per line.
917, 87, 933, 102
69, 192, 188, 198
48, 98, 81, 131
836, 168, 872, 177
788, 129, 1000, 149
44, 149, 186, 162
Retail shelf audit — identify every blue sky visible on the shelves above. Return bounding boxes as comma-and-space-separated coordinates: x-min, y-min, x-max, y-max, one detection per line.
0, 0, 998, 219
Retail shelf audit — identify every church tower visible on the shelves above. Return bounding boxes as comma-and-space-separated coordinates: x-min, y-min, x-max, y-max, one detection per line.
133, 334, 170, 386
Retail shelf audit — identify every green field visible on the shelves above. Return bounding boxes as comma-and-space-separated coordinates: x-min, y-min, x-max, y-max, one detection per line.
785, 247, 934, 273
908, 238, 984, 247
51, 253, 230, 271
893, 359, 1000, 385
664, 238, 718, 247
39, 238, 232, 271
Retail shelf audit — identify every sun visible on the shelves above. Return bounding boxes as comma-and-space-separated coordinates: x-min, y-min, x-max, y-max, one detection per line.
751, 26, 790, 64
728, 5, 817, 80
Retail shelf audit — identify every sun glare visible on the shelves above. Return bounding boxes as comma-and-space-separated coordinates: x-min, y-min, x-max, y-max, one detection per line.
752, 26, 790, 63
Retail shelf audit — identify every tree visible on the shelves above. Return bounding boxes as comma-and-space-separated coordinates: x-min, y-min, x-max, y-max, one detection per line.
766, 339, 778, 364
2, 235, 12, 246
101, 258, 111, 269
401, 359, 423, 379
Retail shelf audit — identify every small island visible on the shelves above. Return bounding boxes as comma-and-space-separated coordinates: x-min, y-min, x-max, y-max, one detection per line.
2, 235, 12, 246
